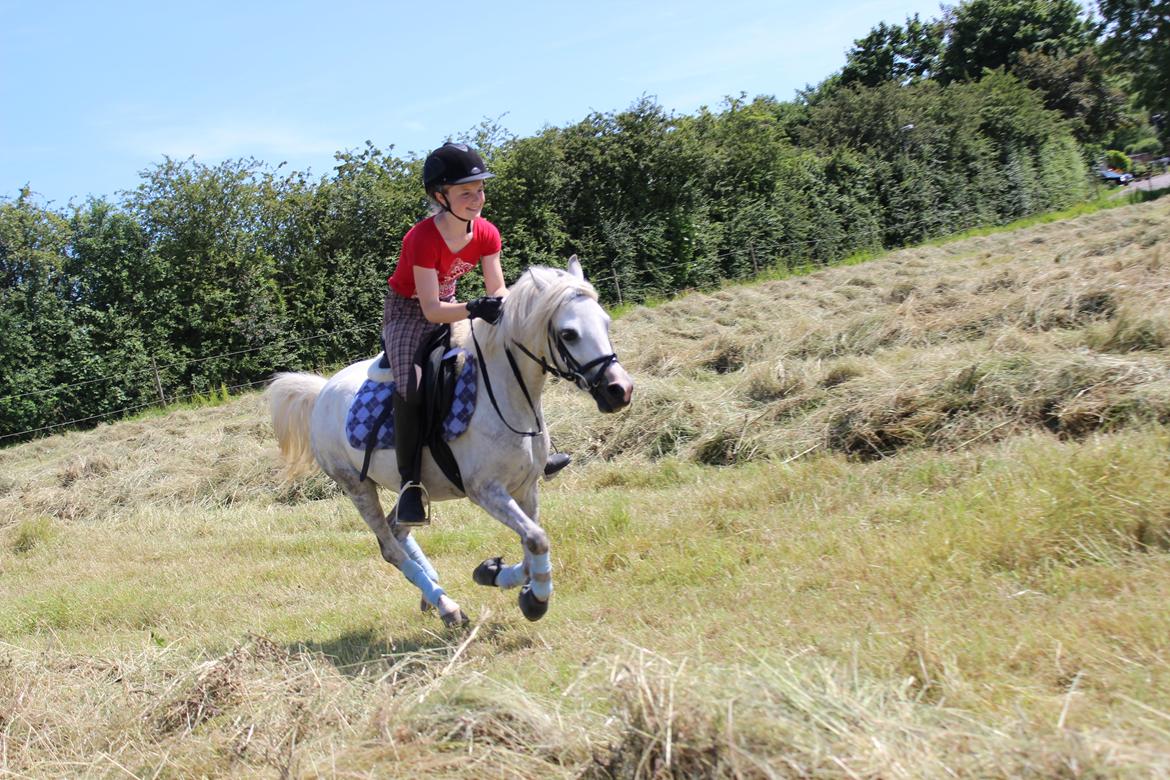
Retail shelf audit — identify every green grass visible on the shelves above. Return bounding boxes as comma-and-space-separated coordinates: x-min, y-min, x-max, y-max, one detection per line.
8, 515, 56, 554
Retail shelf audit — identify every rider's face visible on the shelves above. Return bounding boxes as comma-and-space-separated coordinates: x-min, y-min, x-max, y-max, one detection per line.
444, 182, 486, 220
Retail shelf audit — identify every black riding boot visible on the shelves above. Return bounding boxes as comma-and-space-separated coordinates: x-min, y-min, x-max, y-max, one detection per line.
544, 451, 571, 479
393, 392, 427, 525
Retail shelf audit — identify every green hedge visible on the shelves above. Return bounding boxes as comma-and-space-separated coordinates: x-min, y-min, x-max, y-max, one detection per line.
1, 74, 1090, 441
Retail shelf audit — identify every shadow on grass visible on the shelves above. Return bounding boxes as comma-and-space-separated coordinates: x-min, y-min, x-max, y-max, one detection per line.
287, 618, 534, 677
290, 628, 450, 672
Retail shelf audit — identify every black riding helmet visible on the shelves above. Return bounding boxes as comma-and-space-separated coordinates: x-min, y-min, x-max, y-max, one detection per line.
423, 143, 494, 233
423, 142, 495, 193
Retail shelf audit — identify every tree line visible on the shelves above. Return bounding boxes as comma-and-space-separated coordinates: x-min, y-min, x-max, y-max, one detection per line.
2, 0, 1164, 443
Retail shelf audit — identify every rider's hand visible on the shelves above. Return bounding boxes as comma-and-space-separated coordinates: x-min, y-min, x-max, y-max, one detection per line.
466, 296, 504, 324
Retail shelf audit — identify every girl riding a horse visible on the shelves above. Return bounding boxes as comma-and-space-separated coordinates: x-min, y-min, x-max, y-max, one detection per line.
270, 255, 633, 625
383, 142, 566, 525
269, 145, 633, 626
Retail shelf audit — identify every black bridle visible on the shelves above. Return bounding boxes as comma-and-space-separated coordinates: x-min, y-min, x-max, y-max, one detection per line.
469, 315, 619, 438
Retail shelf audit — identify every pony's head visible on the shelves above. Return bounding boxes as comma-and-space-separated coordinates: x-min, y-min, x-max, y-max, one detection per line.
499, 256, 633, 413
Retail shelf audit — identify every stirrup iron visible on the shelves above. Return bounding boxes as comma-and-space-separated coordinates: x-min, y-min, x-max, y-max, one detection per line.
394, 481, 431, 527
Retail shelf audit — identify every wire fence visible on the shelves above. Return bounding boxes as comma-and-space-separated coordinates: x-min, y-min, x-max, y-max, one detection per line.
0, 325, 370, 406
0, 378, 274, 442
0, 205, 1007, 445
589, 207, 974, 303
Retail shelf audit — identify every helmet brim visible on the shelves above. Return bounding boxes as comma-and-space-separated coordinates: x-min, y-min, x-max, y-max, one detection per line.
448, 171, 496, 185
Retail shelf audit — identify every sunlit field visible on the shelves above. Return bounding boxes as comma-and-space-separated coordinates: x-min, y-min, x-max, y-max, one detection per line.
2, 196, 1169, 777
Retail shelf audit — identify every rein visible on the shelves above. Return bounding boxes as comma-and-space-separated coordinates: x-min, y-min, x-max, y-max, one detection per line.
469, 314, 619, 438
470, 319, 543, 437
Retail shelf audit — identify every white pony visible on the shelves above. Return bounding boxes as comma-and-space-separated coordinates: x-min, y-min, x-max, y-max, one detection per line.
267, 256, 633, 626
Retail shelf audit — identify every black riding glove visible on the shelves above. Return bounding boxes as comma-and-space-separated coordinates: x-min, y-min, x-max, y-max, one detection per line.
466, 296, 504, 324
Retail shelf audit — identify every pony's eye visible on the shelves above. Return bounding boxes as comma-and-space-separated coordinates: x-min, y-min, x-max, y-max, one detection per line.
560, 328, 579, 343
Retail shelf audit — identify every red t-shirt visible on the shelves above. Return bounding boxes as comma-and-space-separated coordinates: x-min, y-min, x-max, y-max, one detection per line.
387, 216, 502, 299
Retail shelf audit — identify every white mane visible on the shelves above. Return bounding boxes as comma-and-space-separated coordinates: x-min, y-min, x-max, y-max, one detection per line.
497, 265, 599, 348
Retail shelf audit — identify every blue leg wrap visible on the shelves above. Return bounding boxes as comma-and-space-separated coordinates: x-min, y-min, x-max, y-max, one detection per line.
400, 559, 445, 607
496, 562, 526, 589
530, 552, 552, 600
401, 535, 438, 582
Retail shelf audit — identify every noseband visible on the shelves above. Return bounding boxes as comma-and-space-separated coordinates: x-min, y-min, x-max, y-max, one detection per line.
469, 312, 619, 438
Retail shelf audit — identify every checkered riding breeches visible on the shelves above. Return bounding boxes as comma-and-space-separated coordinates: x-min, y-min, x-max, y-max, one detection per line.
381, 291, 450, 401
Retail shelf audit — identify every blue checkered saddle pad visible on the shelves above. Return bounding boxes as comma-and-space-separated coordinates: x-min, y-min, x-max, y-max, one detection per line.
345, 349, 478, 450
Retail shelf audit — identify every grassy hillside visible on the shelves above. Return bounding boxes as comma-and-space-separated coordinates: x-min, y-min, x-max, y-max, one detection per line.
1, 197, 1169, 777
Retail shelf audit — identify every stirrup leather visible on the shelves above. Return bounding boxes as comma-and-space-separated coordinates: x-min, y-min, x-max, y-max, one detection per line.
394, 481, 431, 527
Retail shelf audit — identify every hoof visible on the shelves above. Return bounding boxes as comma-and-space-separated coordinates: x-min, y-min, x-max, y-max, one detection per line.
473, 556, 504, 587
440, 607, 470, 628
420, 597, 434, 613
518, 584, 549, 622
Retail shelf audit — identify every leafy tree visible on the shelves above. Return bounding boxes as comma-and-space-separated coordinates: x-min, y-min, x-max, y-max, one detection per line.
940, 0, 1096, 83
840, 15, 945, 87
123, 157, 289, 393
273, 143, 418, 368
554, 97, 707, 300
802, 71, 1087, 243
1127, 135, 1164, 155
1105, 148, 1133, 170
483, 129, 571, 280
0, 190, 78, 436
689, 94, 801, 203
61, 199, 166, 417
1013, 48, 1128, 143
682, 94, 806, 280
1097, 0, 1170, 128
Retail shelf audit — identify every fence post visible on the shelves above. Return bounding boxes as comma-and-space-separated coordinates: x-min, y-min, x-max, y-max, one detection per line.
150, 357, 166, 406
612, 269, 623, 306
749, 242, 760, 276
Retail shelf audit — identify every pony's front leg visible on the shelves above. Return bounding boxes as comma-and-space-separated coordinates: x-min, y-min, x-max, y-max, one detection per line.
469, 482, 552, 621
333, 470, 467, 627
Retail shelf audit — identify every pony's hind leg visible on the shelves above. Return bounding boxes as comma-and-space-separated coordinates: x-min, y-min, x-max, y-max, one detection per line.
331, 466, 467, 627
395, 525, 440, 612
398, 530, 439, 581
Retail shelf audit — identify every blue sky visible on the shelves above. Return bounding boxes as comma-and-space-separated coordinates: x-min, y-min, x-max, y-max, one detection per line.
2, 0, 947, 207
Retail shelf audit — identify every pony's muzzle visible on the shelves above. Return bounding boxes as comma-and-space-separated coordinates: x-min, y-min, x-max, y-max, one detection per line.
595, 363, 633, 412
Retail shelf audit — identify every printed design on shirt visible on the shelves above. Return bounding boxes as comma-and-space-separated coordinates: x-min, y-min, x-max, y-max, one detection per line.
439, 258, 477, 299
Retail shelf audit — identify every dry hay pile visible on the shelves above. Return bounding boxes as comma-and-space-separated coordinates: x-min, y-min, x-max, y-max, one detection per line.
549, 198, 1170, 465
3, 635, 1155, 778
0, 633, 596, 778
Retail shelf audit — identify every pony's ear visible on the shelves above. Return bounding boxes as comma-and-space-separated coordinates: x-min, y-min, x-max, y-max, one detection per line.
567, 254, 584, 280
